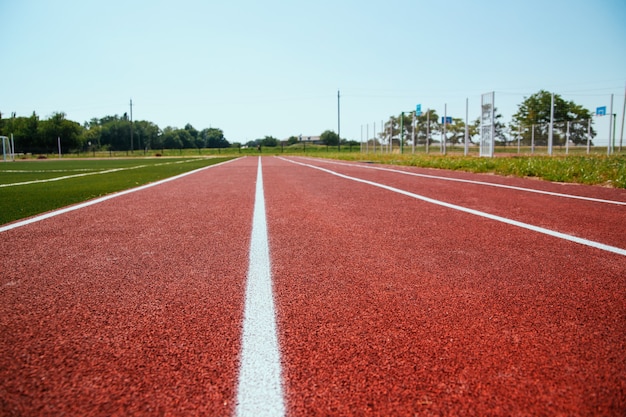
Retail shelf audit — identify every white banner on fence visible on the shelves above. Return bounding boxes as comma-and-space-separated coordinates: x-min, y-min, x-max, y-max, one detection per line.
480, 92, 495, 157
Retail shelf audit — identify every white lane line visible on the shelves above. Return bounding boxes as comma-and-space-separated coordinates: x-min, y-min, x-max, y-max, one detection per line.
236, 157, 285, 417
0, 169, 99, 173
295, 156, 626, 206
282, 157, 626, 257
0, 166, 142, 188
0, 158, 238, 233
0, 159, 196, 188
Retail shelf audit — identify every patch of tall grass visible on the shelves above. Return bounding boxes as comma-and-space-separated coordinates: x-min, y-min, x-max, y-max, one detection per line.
323, 153, 626, 188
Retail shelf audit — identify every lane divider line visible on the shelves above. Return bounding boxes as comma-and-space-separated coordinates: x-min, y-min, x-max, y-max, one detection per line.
0, 158, 238, 233
294, 156, 626, 206
236, 157, 285, 416
1, 159, 199, 188
1, 166, 144, 188
282, 157, 626, 257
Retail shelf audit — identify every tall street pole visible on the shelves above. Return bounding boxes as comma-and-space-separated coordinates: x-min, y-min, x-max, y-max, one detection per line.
464, 98, 469, 156
337, 90, 341, 152
400, 112, 404, 154
548, 93, 554, 156
619, 82, 626, 152
130, 98, 134, 152
608, 93, 614, 155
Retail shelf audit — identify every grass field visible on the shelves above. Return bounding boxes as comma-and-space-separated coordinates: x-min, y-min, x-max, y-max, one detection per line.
0, 157, 234, 225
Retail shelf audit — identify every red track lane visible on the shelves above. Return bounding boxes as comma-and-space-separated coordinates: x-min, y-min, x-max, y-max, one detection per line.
264, 157, 626, 416
2, 156, 625, 416
291, 157, 626, 249
0, 157, 257, 416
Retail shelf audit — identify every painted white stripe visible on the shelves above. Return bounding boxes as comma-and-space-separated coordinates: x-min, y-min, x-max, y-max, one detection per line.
0, 166, 142, 188
0, 159, 196, 188
236, 157, 285, 417
0, 169, 99, 173
297, 157, 626, 206
282, 157, 626, 257
0, 158, 238, 233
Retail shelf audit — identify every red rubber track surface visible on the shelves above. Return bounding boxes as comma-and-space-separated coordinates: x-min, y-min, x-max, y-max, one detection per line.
264, 157, 626, 416
0, 158, 257, 416
295, 157, 626, 249
1, 156, 625, 416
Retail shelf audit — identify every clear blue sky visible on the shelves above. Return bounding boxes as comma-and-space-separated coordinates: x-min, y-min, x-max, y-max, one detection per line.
1, 0, 625, 145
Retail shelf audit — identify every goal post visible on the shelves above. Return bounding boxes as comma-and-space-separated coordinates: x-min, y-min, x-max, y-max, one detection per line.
1, 135, 15, 162
1, 136, 8, 161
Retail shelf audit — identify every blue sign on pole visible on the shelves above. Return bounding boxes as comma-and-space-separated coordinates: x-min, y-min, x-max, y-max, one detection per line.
596, 106, 607, 116
441, 116, 452, 124
416, 104, 422, 116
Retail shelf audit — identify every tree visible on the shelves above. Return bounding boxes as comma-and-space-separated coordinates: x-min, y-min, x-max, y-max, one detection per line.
184, 123, 201, 148
133, 120, 161, 150
414, 110, 441, 145
23, 112, 40, 149
161, 127, 184, 149
98, 115, 130, 151
260, 136, 279, 147
445, 118, 467, 146
286, 136, 299, 145
320, 130, 339, 146
510, 90, 595, 146
395, 113, 418, 146
83, 118, 102, 150
2, 110, 231, 153
39, 112, 83, 151
201, 128, 229, 148
0, 112, 41, 152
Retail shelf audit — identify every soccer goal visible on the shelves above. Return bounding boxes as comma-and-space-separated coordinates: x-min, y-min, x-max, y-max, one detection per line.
1, 135, 15, 161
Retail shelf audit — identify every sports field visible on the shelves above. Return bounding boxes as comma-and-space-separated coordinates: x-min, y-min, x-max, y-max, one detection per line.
1, 156, 625, 415
0, 157, 234, 225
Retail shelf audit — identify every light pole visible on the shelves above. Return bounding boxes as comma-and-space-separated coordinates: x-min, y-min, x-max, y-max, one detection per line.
548, 93, 554, 156
337, 90, 341, 152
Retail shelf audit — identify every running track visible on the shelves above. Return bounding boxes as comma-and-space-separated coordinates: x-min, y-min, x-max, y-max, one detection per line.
1, 156, 625, 416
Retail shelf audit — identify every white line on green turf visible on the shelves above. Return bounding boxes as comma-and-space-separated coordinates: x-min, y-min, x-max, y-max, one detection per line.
0, 158, 238, 233
0, 159, 196, 188
235, 157, 285, 417
0, 166, 142, 187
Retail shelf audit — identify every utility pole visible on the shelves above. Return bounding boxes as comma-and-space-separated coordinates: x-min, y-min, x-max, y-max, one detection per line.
337, 90, 341, 152
411, 111, 416, 154
400, 112, 404, 154
608, 94, 614, 156
426, 110, 430, 154
464, 98, 469, 156
442, 104, 447, 155
619, 82, 626, 153
548, 93, 554, 156
130, 99, 134, 152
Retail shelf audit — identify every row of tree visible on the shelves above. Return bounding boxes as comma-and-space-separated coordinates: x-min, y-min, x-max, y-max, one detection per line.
1, 90, 596, 154
242, 130, 351, 149
376, 90, 596, 147
0, 112, 230, 154
0, 110, 348, 155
